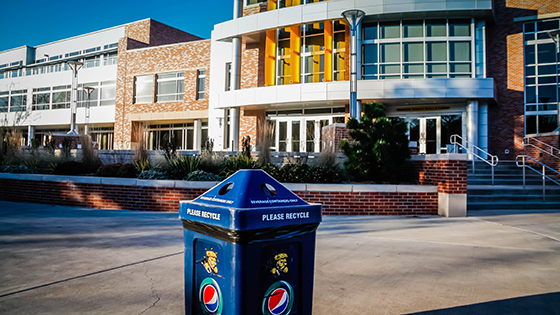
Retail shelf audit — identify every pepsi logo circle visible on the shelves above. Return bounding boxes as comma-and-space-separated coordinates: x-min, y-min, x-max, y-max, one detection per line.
262, 281, 294, 315
199, 278, 223, 315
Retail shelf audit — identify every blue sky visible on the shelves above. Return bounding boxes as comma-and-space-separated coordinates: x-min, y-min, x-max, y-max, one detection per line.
0, 0, 234, 51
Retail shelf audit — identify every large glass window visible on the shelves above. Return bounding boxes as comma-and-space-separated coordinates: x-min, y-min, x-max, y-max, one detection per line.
302, 23, 325, 83
197, 70, 206, 100
134, 75, 153, 104
157, 72, 184, 102
523, 19, 560, 134
103, 53, 118, 66
333, 20, 346, 81
9, 90, 27, 112
362, 19, 475, 79
0, 91, 8, 112
78, 83, 99, 108
32, 87, 51, 111
100, 81, 116, 106
52, 85, 71, 109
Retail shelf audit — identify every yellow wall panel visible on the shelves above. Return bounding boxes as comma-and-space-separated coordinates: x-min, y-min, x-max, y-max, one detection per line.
290, 25, 301, 84
324, 21, 333, 82
265, 30, 277, 86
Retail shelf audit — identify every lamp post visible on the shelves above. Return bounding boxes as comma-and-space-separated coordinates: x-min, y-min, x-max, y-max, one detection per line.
83, 86, 95, 135
342, 9, 366, 122
66, 60, 83, 135
547, 29, 560, 131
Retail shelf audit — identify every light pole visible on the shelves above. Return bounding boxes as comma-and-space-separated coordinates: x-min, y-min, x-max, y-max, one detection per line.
83, 86, 95, 135
342, 9, 366, 122
66, 60, 83, 135
547, 29, 560, 131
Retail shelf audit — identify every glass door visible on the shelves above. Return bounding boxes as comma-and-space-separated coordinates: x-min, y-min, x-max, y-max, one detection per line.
410, 115, 462, 154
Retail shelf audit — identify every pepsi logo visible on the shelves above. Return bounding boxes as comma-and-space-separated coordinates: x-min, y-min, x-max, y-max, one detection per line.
203, 284, 220, 312
268, 288, 289, 315
262, 281, 294, 315
199, 278, 223, 315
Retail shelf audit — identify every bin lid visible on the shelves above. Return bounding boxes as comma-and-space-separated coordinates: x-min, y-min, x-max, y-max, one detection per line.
180, 169, 321, 232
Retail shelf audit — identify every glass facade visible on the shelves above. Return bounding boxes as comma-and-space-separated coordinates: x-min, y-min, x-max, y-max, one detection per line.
524, 19, 560, 134
362, 19, 474, 79
156, 72, 184, 102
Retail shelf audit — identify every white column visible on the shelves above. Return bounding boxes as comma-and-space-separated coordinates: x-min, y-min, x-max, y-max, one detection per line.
27, 125, 34, 146
194, 119, 201, 151
467, 100, 479, 160
229, 108, 240, 152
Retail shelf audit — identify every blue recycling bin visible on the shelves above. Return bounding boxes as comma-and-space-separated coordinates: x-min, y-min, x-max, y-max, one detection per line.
179, 169, 322, 315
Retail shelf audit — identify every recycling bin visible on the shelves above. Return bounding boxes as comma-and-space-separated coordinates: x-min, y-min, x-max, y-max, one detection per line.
179, 169, 322, 315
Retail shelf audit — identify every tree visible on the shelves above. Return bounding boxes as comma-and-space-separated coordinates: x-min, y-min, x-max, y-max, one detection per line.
341, 102, 410, 182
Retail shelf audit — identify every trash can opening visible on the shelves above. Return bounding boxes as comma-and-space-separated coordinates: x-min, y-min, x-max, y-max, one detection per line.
261, 183, 277, 197
218, 182, 234, 195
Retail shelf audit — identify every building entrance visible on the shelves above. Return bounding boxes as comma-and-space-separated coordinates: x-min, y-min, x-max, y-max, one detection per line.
408, 114, 462, 154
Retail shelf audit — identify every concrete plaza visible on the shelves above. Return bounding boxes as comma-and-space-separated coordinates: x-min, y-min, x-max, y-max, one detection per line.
0, 201, 559, 314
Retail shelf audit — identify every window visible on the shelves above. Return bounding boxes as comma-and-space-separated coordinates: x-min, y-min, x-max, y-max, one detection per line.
84, 56, 100, 68
134, 75, 153, 104
225, 62, 232, 91
9, 90, 27, 112
362, 19, 475, 80
333, 20, 346, 81
523, 19, 560, 134
104, 43, 118, 50
100, 81, 116, 106
277, 28, 292, 85
32, 87, 51, 111
78, 83, 99, 108
302, 23, 325, 83
197, 70, 206, 100
52, 85, 71, 109
156, 72, 184, 102
103, 53, 118, 66
0, 92, 8, 112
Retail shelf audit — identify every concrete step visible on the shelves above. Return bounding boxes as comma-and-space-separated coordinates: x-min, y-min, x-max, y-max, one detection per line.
468, 195, 560, 203
468, 201, 560, 210
468, 179, 558, 186
468, 185, 560, 195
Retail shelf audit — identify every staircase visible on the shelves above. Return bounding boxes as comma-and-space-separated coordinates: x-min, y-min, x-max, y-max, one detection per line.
467, 160, 560, 210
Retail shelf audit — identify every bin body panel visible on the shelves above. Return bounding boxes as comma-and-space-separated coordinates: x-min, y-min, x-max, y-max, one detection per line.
180, 170, 321, 315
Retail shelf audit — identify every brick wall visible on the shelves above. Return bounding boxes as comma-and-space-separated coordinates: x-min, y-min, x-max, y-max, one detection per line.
114, 20, 211, 149
524, 134, 560, 171
487, 1, 560, 159
404, 158, 468, 194
321, 123, 350, 152
0, 177, 437, 215
243, 2, 268, 16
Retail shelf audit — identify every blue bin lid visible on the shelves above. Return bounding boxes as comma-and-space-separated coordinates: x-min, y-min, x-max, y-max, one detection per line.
180, 169, 321, 231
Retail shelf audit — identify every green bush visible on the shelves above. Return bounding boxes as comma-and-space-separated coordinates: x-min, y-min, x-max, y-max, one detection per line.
184, 170, 223, 181
138, 170, 168, 180
220, 155, 261, 178
0, 165, 37, 174
115, 163, 138, 178
95, 163, 123, 177
165, 155, 202, 179
53, 161, 86, 175
341, 102, 410, 182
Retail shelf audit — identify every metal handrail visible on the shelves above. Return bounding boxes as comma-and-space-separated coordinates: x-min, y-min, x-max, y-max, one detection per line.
516, 155, 560, 202
450, 134, 499, 185
523, 137, 560, 160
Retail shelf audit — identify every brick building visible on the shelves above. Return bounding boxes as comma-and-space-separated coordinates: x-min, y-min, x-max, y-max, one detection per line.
0, 1, 559, 166
208, 0, 559, 165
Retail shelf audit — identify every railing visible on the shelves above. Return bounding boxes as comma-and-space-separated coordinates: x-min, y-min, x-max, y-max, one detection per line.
523, 136, 560, 160
450, 134, 499, 185
516, 155, 560, 202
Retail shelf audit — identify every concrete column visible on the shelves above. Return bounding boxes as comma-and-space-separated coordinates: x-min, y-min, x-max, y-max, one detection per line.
229, 108, 240, 152
467, 100, 479, 160
27, 125, 34, 146
194, 119, 201, 151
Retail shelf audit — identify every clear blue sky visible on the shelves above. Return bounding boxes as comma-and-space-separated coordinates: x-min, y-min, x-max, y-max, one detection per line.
0, 0, 234, 52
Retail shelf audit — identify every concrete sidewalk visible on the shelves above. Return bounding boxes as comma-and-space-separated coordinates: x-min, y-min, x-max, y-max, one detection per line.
0, 201, 559, 314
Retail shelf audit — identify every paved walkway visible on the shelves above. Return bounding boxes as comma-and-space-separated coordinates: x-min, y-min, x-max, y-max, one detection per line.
0, 201, 559, 314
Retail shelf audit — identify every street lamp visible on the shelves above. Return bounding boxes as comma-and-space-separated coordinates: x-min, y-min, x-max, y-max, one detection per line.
66, 60, 83, 135
547, 29, 560, 131
82, 86, 95, 135
342, 9, 366, 122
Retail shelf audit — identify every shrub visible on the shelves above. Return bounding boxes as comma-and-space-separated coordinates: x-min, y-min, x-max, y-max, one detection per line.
95, 163, 123, 177
0, 165, 37, 174
220, 155, 261, 178
53, 161, 86, 175
61, 138, 73, 159
184, 170, 223, 182
115, 163, 138, 178
81, 135, 102, 173
341, 102, 410, 182
138, 170, 168, 180
165, 155, 201, 179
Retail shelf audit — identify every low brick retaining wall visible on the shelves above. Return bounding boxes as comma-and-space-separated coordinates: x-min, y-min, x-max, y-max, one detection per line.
0, 154, 467, 216
0, 174, 438, 215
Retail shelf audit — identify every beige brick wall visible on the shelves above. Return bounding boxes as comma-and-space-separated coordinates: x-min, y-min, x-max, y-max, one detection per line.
114, 20, 210, 149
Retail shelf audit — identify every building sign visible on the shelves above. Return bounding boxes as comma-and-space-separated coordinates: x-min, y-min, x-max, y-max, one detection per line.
396, 106, 451, 112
